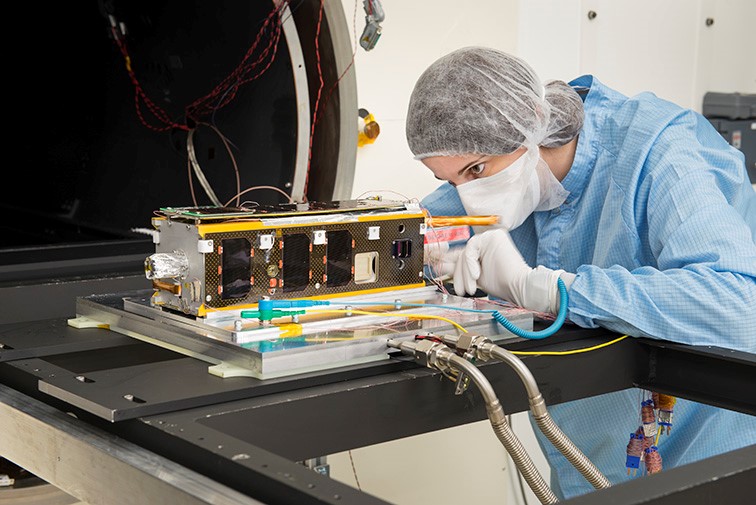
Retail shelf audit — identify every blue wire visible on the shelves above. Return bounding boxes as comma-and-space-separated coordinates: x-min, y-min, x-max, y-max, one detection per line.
491, 278, 568, 339
327, 300, 497, 314
268, 278, 568, 339
328, 278, 569, 339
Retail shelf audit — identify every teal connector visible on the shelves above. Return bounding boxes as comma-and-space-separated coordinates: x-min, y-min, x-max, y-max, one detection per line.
257, 299, 331, 312
240, 309, 306, 322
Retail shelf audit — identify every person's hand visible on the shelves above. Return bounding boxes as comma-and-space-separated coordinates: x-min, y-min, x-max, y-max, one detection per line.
452, 229, 572, 314
423, 241, 464, 280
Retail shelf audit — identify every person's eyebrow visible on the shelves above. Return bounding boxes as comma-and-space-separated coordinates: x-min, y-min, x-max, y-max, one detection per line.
457, 156, 486, 175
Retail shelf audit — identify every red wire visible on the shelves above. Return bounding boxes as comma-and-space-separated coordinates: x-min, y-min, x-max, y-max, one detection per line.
414, 335, 444, 344
236, 25, 283, 88
185, 2, 287, 121
313, 45, 357, 128
191, 24, 282, 118
112, 28, 187, 132
309, 0, 359, 188
303, 0, 326, 201
111, 2, 289, 131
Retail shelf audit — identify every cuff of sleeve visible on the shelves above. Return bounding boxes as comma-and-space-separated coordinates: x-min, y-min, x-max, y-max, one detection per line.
551, 270, 575, 314
525, 266, 560, 314
559, 271, 576, 290
525, 267, 576, 314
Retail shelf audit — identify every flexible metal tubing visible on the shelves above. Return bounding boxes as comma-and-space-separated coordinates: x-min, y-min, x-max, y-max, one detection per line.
532, 413, 612, 490
489, 420, 559, 504
446, 354, 559, 504
487, 346, 611, 490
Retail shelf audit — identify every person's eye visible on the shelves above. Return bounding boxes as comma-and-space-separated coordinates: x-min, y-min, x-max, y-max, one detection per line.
469, 163, 485, 176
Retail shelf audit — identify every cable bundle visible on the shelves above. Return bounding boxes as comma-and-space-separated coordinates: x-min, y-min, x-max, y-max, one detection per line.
640, 399, 657, 438
625, 432, 643, 475
656, 394, 677, 435
108, 1, 291, 132
644, 446, 663, 474
625, 391, 675, 477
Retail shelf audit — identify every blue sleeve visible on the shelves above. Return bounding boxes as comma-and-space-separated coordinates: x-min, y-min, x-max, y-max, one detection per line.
420, 182, 468, 217
568, 111, 756, 353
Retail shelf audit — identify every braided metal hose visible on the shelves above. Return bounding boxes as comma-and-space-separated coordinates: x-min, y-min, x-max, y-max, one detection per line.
531, 411, 611, 489
485, 345, 611, 490
445, 354, 559, 505
387, 339, 561, 503
490, 416, 559, 504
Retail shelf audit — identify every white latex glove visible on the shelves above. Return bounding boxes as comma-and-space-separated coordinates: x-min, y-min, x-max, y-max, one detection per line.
424, 241, 464, 279
452, 229, 574, 314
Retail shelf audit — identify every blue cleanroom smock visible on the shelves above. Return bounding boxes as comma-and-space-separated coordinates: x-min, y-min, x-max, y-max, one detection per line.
419, 75, 756, 499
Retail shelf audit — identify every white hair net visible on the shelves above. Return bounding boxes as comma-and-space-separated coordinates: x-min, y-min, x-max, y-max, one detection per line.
406, 47, 584, 159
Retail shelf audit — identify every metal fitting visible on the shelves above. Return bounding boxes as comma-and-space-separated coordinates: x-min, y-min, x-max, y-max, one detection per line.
454, 334, 474, 352
474, 340, 497, 361
387, 339, 454, 371
456, 334, 491, 356
529, 394, 549, 418
486, 401, 507, 425
413, 339, 454, 369
436, 333, 493, 362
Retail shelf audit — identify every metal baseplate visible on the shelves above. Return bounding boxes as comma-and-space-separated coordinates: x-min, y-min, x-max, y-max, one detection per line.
71, 286, 533, 380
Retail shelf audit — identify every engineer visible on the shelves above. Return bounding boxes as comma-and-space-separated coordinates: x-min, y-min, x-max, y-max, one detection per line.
406, 46, 756, 499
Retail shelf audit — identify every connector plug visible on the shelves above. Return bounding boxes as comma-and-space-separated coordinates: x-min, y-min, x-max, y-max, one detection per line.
241, 309, 306, 322
386, 339, 454, 370
258, 299, 330, 312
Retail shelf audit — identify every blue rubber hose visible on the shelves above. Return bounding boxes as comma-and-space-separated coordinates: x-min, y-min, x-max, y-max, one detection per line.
492, 278, 568, 339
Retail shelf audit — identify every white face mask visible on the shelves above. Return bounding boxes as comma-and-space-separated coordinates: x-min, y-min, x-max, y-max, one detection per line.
455, 149, 569, 231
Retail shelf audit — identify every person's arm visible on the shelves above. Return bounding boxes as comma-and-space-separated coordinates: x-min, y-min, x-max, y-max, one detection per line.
420, 182, 467, 216
568, 112, 756, 353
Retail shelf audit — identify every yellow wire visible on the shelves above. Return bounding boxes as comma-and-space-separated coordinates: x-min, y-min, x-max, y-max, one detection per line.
312, 309, 468, 333
305, 337, 358, 342
509, 335, 629, 356
427, 215, 499, 227
655, 427, 662, 447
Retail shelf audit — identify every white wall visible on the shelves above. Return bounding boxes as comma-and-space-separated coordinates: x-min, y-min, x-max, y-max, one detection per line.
517, 0, 756, 111
516, 0, 582, 84
343, 0, 520, 203
695, 0, 756, 109
327, 1, 756, 504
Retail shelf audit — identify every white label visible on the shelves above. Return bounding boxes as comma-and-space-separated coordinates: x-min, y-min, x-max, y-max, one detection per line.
368, 226, 380, 240
312, 230, 326, 245
257, 234, 275, 250
197, 240, 213, 253
642, 422, 657, 438
419, 223, 427, 235
732, 130, 742, 149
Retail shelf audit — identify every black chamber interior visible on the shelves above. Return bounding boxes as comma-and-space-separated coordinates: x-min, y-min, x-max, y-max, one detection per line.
2, 1, 297, 248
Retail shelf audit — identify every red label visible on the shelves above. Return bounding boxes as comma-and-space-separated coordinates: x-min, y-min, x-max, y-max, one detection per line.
424, 226, 471, 244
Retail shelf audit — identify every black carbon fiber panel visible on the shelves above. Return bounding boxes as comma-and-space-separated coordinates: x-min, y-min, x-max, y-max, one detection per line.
203, 216, 425, 308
